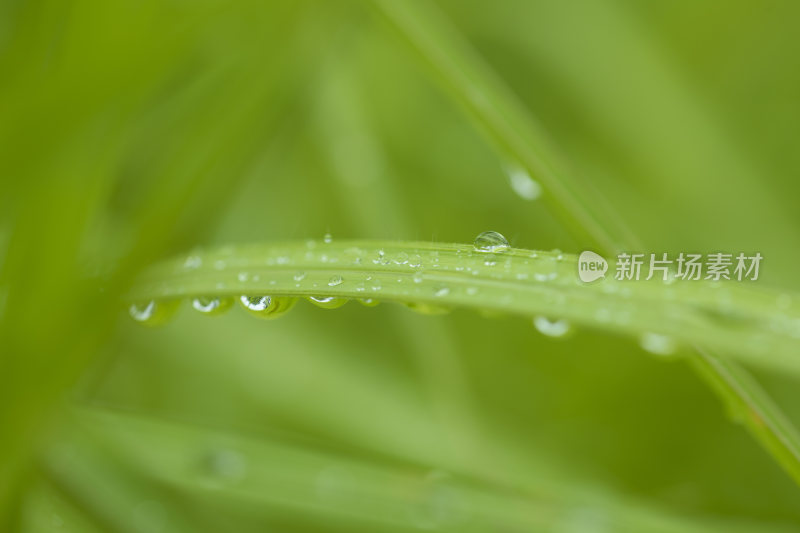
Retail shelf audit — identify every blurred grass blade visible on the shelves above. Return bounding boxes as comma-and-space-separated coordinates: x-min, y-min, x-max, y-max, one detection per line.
365, 0, 800, 486
368, 0, 638, 254
35, 405, 796, 533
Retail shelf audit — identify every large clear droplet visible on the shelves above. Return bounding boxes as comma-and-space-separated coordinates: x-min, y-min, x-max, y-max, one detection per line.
308, 296, 348, 309
128, 299, 180, 326
239, 295, 296, 319
473, 231, 509, 253
192, 296, 233, 316
533, 316, 571, 338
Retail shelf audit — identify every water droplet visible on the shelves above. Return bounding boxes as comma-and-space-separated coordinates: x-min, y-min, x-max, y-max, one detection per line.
394, 251, 409, 265
434, 286, 450, 297
294, 271, 306, 282
323, 232, 333, 244
240, 295, 270, 311
358, 298, 380, 307
183, 256, 202, 269
205, 449, 247, 483
191, 296, 233, 316
328, 275, 343, 287
507, 164, 542, 201
473, 231, 509, 253
534, 256, 558, 281
308, 296, 348, 309
533, 316, 571, 338
465, 286, 479, 296
639, 332, 677, 356
237, 272, 249, 282
239, 295, 296, 319
129, 300, 179, 326
413, 271, 424, 284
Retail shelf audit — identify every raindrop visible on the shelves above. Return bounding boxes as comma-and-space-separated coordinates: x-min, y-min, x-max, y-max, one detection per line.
183, 256, 202, 270
358, 298, 380, 307
394, 251, 409, 265
639, 332, 677, 356
293, 271, 306, 282
240, 295, 270, 312
413, 271, 424, 284
434, 286, 450, 298
328, 275, 343, 287
473, 231, 509, 253
533, 316, 571, 338
507, 164, 542, 201
323, 232, 333, 244
534, 256, 558, 281
205, 449, 247, 483
191, 296, 233, 316
129, 300, 179, 326
239, 295, 296, 319
308, 296, 348, 309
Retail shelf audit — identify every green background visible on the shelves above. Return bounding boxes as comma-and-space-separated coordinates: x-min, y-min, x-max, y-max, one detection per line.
2, 0, 800, 531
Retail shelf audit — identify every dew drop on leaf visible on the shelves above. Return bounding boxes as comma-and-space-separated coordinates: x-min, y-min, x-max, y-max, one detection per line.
534, 256, 558, 281
205, 448, 247, 484
323, 232, 333, 244
239, 295, 296, 319
240, 295, 270, 312
129, 300, 179, 326
506, 164, 542, 201
473, 231, 509, 253
328, 275, 343, 287
191, 296, 233, 315
639, 332, 677, 356
533, 316, 571, 338
183, 255, 202, 270
308, 296, 348, 309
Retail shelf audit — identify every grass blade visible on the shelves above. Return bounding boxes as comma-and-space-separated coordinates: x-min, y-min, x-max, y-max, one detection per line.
361, 0, 800, 486
129, 241, 800, 377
